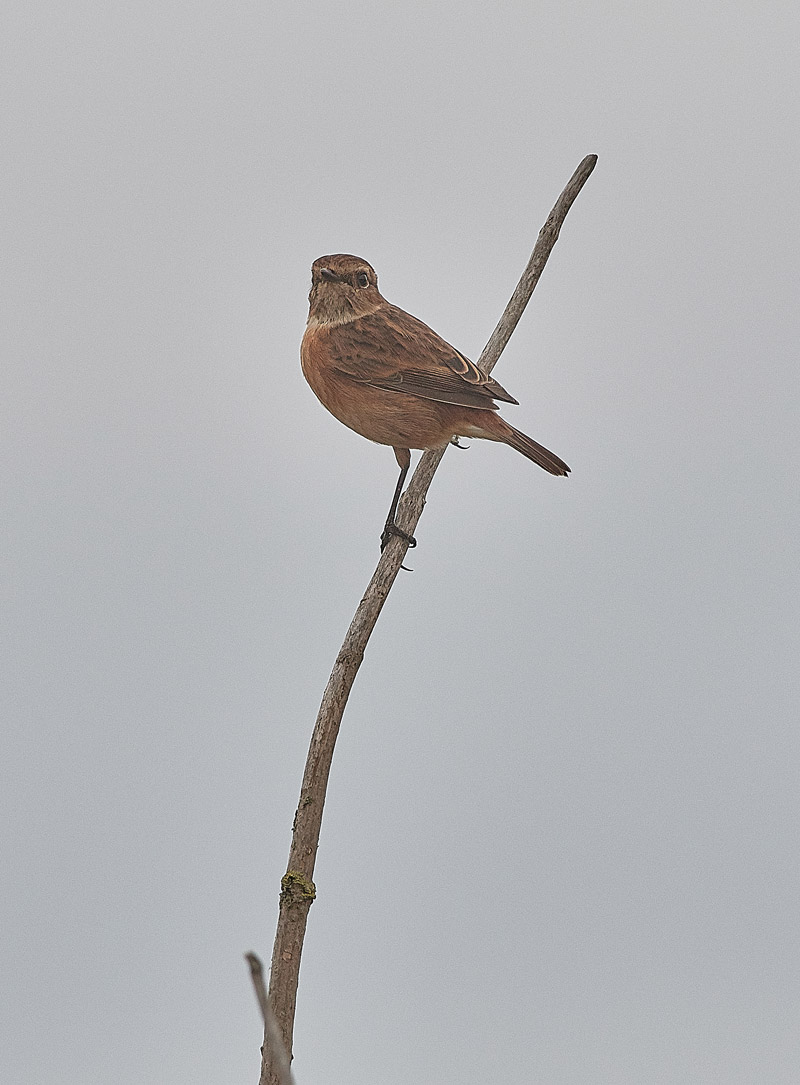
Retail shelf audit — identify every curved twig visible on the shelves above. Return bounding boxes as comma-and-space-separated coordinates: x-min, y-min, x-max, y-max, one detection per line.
258, 154, 597, 1085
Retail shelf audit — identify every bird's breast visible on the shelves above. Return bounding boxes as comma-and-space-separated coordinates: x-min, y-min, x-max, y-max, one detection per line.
301, 323, 366, 432
301, 324, 340, 405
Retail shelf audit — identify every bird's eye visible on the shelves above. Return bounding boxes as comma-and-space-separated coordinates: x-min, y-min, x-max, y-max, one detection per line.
356, 271, 369, 288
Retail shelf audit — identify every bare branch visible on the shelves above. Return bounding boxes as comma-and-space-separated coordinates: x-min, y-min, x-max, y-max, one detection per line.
394, 154, 598, 543
247, 952, 293, 1085
259, 154, 597, 1085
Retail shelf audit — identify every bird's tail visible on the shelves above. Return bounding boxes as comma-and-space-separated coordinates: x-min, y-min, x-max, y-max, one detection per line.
479, 414, 570, 476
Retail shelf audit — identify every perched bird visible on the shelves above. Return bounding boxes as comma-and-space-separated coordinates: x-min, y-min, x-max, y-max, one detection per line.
300, 254, 569, 551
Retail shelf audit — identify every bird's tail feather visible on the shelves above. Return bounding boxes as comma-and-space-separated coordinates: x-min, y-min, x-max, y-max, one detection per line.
488, 416, 570, 476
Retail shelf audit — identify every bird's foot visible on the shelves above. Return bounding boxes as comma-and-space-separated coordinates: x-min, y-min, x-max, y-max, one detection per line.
380, 521, 417, 553
451, 436, 470, 449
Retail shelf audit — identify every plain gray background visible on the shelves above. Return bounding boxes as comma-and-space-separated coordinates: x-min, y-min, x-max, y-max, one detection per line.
3, 2, 798, 1082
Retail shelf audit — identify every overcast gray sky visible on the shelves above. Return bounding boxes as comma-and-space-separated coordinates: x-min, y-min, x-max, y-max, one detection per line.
3, 2, 799, 1083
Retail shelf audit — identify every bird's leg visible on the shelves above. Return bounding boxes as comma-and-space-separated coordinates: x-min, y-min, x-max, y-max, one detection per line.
380, 464, 417, 550
380, 450, 417, 552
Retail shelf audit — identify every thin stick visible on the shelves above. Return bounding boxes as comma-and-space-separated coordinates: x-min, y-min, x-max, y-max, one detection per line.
246, 952, 293, 1085
259, 154, 597, 1085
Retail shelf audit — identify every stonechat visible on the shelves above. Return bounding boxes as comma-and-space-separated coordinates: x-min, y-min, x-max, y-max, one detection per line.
301, 254, 569, 550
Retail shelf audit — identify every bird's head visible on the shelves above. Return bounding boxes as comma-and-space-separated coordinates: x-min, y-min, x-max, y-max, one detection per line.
307, 254, 385, 326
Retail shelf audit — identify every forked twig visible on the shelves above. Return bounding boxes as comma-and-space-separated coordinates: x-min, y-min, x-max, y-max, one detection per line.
258, 154, 597, 1085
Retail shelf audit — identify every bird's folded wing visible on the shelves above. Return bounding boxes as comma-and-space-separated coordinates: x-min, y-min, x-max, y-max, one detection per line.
330, 306, 518, 412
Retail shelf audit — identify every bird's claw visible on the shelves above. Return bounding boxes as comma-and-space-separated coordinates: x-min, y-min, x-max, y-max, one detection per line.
451, 436, 469, 449
380, 521, 417, 553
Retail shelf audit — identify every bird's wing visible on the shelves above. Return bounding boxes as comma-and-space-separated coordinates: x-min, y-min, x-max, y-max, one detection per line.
329, 305, 518, 411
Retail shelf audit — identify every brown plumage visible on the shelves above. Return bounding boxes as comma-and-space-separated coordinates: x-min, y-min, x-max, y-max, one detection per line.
301, 253, 570, 550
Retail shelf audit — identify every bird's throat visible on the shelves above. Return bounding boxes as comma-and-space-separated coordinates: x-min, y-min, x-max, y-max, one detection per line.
307, 291, 385, 328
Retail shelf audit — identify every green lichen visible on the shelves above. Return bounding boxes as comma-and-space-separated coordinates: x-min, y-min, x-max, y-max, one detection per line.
280, 870, 316, 904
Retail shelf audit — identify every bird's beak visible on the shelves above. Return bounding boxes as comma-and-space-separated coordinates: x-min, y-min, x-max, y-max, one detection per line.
320, 268, 337, 282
